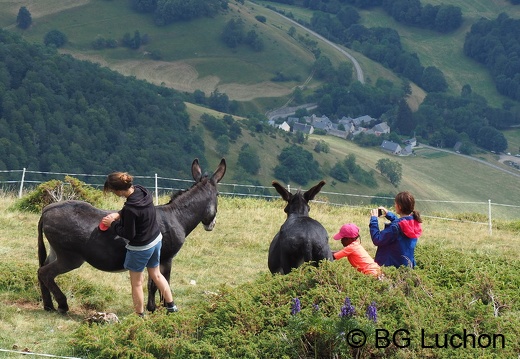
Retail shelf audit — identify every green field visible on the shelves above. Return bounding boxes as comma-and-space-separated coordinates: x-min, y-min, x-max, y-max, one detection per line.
0, 190, 518, 358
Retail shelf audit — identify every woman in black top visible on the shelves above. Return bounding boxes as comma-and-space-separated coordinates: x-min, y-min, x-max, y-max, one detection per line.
102, 172, 177, 316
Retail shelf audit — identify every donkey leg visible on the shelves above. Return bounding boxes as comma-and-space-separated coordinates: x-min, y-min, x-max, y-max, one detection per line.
146, 258, 172, 312
146, 277, 158, 312
37, 255, 84, 314
38, 253, 57, 311
38, 275, 55, 311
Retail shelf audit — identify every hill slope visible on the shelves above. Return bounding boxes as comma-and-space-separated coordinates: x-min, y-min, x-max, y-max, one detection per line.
186, 103, 520, 219
1, 0, 520, 216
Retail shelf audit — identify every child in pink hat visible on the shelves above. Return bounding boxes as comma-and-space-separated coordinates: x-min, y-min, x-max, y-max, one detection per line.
332, 223, 382, 278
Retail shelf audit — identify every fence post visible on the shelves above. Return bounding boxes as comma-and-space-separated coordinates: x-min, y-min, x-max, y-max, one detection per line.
18, 167, 26, 198
155, 173, 158, 205
488, 199, 492, 236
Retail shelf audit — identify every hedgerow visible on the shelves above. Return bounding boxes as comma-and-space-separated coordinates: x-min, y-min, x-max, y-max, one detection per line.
72, 243, 520, 359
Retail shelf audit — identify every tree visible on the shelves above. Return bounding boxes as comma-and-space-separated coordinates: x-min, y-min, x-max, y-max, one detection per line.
16, 7, 32, 29
394, 99, 415, 135
274, 145, 321, 185
313, 56, 334, 80
237, 144, 260, 175
476, 126, 508, 152
208, 90, 230, 113
330, 162, 349, 182
131, 0, 157, 13
216, 135, 230, 157
421, 66, 448, 92
376, 158, 403, 186
193, 90, 206, 104
221, 19, 244, 48
244, 30, 264, 51
314, 140, 330, 154
228, 121, 242, 141
44, 30, 68, 48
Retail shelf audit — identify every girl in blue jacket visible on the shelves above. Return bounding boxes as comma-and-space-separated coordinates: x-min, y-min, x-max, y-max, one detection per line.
369, 191, 422, 268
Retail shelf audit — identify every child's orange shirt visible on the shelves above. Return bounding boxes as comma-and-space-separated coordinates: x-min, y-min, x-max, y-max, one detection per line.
333, 241, 381, 277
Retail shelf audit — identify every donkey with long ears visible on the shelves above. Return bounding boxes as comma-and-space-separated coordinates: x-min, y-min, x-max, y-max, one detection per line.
37, 158, 226, 314
268, 180, 333, 275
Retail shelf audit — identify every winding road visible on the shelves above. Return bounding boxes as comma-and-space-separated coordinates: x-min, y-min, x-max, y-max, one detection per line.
259, 2, 364, 119
264, 5, 365, 84
420, 144, 520, 179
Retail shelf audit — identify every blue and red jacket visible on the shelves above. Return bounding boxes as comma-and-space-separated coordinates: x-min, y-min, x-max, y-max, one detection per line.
369, 212, 422, 268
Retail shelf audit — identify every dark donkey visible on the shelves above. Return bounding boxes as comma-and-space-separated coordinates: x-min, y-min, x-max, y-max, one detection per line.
38, 158, 226, 314
268, 180, 333, 275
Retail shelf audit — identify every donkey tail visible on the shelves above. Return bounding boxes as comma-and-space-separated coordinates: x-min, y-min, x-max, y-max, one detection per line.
37, 216, 47, 268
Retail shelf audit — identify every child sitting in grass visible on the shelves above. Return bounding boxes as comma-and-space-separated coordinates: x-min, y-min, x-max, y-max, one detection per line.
332, 223, 382, 278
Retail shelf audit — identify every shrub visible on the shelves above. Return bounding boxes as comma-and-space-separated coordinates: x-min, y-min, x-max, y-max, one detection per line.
14, 176, 103, 213
72, 244, 520, 358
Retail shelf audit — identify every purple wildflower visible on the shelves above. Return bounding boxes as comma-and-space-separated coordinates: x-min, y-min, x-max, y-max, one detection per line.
313, 304, 320, 312
291, 298, 301, 315
339, 297, 355, 318
366, 301, 377, 323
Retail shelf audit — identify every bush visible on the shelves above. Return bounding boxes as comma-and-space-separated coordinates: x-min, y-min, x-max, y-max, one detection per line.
14, 176, 103, 213
73, 244, 520, 358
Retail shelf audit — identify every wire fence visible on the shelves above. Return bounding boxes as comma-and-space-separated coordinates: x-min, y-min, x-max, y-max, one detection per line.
1, 169, 519, 234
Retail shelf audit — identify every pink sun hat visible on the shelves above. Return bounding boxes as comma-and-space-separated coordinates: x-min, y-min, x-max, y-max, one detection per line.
333, 223, 360, 240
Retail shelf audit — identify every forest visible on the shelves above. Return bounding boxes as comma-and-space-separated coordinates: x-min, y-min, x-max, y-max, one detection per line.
464, 13, 520, 102
2, 0, 520, 181
0, 30, 204, 177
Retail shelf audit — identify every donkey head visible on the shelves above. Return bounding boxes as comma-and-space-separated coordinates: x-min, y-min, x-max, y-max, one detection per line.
191, 158, 226, 231
272, 180, 326, 217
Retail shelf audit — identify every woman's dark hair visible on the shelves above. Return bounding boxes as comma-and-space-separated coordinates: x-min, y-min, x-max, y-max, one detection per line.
104, 172, 133, 193
395, 191, 422, 223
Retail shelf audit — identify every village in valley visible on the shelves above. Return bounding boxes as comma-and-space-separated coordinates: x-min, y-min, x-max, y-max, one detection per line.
269, 113, 417, 156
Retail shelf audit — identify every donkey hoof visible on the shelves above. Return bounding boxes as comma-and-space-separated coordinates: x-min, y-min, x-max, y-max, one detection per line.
43, 305, 56, 312
57, 306, 69, 314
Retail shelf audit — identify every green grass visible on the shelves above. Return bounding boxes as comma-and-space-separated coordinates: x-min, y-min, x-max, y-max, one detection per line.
0, 192, 519, 358
358, 5, 520, 107
503, 128, 520, 155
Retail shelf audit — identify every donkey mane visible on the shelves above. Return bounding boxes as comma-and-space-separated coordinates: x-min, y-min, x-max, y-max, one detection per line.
164, 175, 210, 205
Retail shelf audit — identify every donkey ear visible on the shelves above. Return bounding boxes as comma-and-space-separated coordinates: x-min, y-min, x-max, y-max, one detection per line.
211, 158, 226, 183
192, 158, 203, 182
304, 180, 326, 202
272, 181, 291, 202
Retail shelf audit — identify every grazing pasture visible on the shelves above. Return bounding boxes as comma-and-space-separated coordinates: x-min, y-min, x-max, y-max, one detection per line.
0, 190, 519, 357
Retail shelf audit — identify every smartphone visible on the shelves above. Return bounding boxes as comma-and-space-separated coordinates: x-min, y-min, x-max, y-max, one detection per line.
377, 208, 384, 217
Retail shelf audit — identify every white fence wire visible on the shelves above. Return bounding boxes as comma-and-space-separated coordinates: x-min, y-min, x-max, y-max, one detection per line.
1, 168, 519, 235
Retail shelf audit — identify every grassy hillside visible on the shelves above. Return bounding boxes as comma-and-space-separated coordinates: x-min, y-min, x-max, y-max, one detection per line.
0, 0, 413, 108
186, 102, 520, 219
2, 0, 520, 215
256, 0, 520, 107
360, 1, 520, 107
0, 193, 518, 358
3, 0, 519, 107
1, 0, 320, 106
